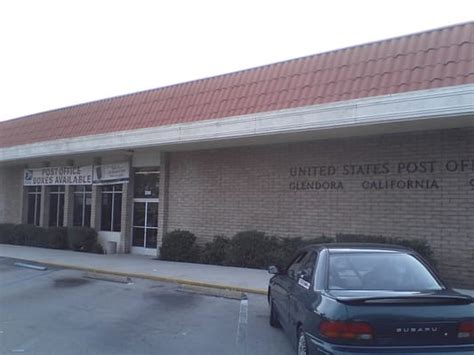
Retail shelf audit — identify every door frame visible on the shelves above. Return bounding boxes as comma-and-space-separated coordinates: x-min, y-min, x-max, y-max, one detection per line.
131, 198, 159, 255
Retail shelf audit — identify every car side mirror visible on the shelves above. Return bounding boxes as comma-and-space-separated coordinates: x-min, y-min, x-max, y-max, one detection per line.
268, 265, 280, 275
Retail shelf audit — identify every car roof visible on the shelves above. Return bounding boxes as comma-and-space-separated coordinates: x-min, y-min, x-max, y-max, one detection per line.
302, 243, 412, 254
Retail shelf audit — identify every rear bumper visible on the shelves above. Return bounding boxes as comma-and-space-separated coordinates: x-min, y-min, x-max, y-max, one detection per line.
307, 334, 474, 354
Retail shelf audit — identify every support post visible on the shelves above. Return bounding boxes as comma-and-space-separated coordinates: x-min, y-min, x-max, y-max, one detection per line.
157, 152, 170, 258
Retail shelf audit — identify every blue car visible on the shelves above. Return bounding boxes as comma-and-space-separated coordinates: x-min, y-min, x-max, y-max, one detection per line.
268, 244, 474, 355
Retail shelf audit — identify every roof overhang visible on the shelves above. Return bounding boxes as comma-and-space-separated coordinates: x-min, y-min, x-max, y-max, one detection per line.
1, 84, 473, 164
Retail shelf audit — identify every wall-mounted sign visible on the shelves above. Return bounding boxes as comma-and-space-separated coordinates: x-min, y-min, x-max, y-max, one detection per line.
24, 166, 93, 186
93, 162, 130, 185
24, 162, 130, 186
289, 159, 474, 192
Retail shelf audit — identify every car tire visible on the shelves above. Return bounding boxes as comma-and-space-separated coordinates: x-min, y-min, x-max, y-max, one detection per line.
296, 328, 308, 355
269, 296, 281, 328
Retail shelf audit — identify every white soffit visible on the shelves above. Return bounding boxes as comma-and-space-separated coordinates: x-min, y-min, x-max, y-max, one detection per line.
1, 84, 473, 162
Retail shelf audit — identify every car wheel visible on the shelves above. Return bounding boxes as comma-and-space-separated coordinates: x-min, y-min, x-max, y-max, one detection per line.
296, 328, 308, 355
269, 296, 281, 328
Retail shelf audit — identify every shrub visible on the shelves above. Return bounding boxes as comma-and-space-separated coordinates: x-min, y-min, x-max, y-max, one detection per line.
336, 233, 385, 244
67, 227, 97, 252
1, 224, 67, 249
200, 235, 231, 265
47, 227, 68, 249
267, 237, 303, 270
11, 224, 47, 247
301, 235, 334, 246
160, 230, 200, 262
195, 232, 335, 269
0, 224, 16, 244
391, 238, 435, 265
335, 233, 435, 264
0, 223, 103, 255
226, 231, 280, 268
92, 242, 104, 254
266, 235, 334, 270
9, 224, 28, 245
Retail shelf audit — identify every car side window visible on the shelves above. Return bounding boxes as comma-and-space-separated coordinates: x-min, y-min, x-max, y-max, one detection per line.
286, 252, 308, 280
299, 252, 317, 283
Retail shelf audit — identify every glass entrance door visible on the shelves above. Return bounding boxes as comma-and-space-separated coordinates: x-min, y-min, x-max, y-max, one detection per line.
132, 200, 158, 254
131, 167, 159, 255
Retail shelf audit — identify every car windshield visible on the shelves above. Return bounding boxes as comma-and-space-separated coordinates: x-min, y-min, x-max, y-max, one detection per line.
328, 252, 443, 291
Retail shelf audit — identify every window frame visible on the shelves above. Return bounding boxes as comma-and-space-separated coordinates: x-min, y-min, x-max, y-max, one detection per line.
73, 185, 92, 227
286, 251, 308, 280
100, 184, 123, 232
326, 251, 444, 291
48, 185, 65, 227
133, 167, 160, 199
132, 199, 159, 249
26, 186, 42, 226
299, 251, 318, 284
131, 167, 160, 250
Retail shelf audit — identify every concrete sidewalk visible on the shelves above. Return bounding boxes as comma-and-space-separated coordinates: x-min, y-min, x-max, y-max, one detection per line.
0, 244, 270, 294
1, 244, 473, 297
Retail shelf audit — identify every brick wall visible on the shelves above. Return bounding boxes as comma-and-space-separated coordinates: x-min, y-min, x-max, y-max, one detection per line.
166, 127, 474, 287
0, 166, 23, 224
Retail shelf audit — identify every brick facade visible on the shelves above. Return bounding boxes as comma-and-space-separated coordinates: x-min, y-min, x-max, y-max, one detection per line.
1, 127, 472, 286
166, 127, 474, 286
0, 166, 23, 224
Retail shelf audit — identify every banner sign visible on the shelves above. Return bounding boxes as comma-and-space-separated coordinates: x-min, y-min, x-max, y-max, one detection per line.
23, 162, 129, 186
24, 166, 93, 186
93, 162, 129, 184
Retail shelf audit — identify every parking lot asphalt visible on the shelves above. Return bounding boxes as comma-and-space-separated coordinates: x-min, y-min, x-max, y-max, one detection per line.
0, 245, 271, 295
0, 257, 293, 355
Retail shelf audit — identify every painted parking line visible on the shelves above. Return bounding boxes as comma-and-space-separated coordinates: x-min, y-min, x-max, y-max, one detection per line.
236, 294, 248, 355
83, 272, 132, 284
13, 262, 48, 271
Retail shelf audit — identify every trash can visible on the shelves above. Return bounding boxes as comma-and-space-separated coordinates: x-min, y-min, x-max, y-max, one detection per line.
106, 241, 117, 254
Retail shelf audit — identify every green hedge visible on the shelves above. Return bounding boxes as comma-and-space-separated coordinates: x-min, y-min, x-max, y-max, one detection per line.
269, 235, 335, 270
0, 224, 68, 249
46, 227, 68, 249
200, 235, 231, 265
68, 227, 97, 252
226, 231, 280, 268
10, 224, 48, 247
160, 230, 200, 262
159, 229, 435, 270
1, 224, 435, 266
335, 233, 435, 265
0, 224, 17, 244
0, 224, 101, 253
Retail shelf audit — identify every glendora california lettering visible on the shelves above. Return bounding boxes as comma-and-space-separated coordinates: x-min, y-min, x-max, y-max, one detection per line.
288, 159, 473, 192
361, 179, 439, 190
289, 181, 344, 191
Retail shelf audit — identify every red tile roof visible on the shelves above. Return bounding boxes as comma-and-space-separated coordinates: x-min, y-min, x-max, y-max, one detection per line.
1, 22, 473, 148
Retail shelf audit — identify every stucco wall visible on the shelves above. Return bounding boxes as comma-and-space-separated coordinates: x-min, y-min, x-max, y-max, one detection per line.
166, 127, 474, 286
0, 166, 23, 224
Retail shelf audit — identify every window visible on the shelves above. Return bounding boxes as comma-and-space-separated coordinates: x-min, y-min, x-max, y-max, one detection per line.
134, 167, 159, 198
73, 185, 92, 227
27, 186, 41, 225
101, 184, 122, 231
132, 202, 158, 248
328, 252, 443, 291
49, 186, 65, 227
286, 252, 308, 280
299, 252, 317, 281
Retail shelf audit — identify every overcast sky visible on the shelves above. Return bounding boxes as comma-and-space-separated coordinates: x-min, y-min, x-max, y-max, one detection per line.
0, 0, 472, 122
